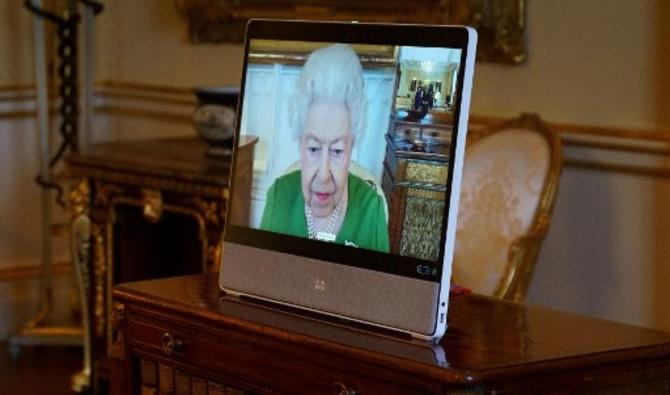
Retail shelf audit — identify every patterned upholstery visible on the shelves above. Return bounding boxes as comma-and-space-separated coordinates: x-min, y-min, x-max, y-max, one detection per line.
401, 197, 444, 262
453, 114, 562, 301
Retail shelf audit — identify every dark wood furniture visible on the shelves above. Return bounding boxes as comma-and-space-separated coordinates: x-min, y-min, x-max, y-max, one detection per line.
383, 113, 452, 261
111, 274, 670, 394
65, 136, 257, 389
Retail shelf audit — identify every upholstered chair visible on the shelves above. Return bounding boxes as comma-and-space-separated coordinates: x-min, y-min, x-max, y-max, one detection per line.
452, 113, 562, 302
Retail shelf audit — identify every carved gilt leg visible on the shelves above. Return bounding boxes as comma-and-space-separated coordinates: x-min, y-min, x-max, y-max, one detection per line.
70, 214, 93, 392
69, 180, 93, 393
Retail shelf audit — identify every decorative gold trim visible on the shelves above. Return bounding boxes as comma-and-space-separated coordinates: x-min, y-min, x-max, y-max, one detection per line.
91, 223, 106, 338
207, 243, 223, 273
173, 0, 526, 63
69, 213, 92, 393
406, 188, 445, 201
94, 181, 125, 207
185, 197, 222, 227
103, 194, 214, 351
455, 113, 563, 302
66, 166, 228, 200
404, 162, 449, 185
141, 189, 163, 223
174, 0, 451, 42
70, 369, 91, 394
68, 165, 228, 348
12, 326, 82, 338
69, 179, 90, 216
68, 179, 93, 393
504, 114, 561, 302
106, 221, 114, 349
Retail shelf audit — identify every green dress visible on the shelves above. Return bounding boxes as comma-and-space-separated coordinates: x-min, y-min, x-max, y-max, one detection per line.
260, 171, 390, 253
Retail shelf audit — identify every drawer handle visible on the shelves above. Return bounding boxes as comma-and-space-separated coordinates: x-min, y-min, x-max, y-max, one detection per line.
332, 382, 357, 395
160, 332, 183, 356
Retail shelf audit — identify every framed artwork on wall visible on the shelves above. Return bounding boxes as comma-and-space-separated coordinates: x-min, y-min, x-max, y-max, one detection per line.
174, 0, 526, 63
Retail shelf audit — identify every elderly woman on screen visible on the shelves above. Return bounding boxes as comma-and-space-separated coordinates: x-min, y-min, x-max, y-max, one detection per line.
260, 44, 389, 253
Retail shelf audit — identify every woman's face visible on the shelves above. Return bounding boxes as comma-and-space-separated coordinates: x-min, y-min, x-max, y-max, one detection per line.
300, 98, 353, 219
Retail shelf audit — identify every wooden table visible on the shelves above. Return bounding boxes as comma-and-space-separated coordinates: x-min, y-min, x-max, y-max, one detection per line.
65, 136, 256, 389
111, 274, 670, 394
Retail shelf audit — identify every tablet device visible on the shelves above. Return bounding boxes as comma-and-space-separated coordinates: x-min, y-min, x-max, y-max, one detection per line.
220, 19, 476, 341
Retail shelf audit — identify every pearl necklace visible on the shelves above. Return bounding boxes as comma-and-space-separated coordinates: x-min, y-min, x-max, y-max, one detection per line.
305, 202, 341, 242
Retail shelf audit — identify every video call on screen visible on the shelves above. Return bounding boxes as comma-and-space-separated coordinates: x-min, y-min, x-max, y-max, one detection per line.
232, 39, 463, 271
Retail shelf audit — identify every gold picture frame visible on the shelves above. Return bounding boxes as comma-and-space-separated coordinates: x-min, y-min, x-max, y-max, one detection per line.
174, 0, 526, 64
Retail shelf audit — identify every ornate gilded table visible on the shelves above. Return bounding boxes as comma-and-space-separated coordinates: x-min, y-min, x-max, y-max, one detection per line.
65, 136, 257, 391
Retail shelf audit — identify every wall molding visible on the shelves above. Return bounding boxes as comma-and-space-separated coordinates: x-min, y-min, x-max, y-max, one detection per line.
0, 261, 71, 282
2, 81, 669, 178
95, 81, 194, 125
469, 114, 670, 177
95, 105, 193, 124
96, 80, 196, 106
0, 84, 36, 102
469, 114, 670, 144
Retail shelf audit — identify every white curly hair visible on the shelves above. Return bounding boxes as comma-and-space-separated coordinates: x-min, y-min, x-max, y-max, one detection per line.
288, 43, 366, 144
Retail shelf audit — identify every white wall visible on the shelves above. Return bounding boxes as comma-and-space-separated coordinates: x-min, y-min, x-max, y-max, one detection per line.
0, 1, 34, 84
473, 0, 669, 129
530, 165, 670, 328
96, 0, 243, 88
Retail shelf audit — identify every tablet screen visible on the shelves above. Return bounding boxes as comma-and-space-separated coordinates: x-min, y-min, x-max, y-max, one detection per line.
226, 24, 471, 283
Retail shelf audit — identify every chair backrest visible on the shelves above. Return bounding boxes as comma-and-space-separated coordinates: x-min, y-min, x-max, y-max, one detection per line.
453, 113, 562, 302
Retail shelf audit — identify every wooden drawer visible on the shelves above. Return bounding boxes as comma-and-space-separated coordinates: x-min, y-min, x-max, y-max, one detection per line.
126, 311, 441, 395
